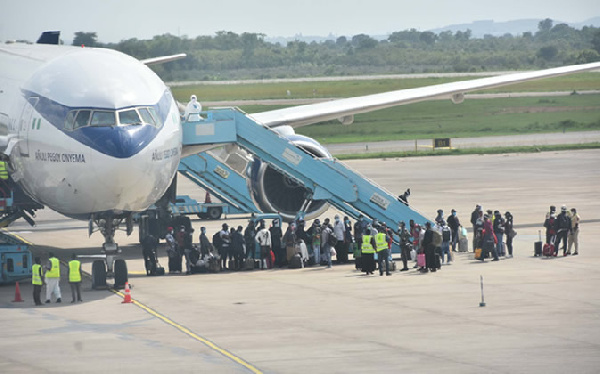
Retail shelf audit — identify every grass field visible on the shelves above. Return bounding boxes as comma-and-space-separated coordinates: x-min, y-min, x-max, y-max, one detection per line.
171, 72, 600, 144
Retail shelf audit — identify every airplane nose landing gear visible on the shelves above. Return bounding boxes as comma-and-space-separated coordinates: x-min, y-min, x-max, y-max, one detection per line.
89, 214, 130, 290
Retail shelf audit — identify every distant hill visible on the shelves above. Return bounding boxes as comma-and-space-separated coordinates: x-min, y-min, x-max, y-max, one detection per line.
430, 17, 600, 38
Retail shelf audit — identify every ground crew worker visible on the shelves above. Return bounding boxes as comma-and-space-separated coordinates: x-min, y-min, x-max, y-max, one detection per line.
32, 257, 43, 306
376, 225, 391, 276
0, 161, 8, 180
44, 252, 61, 303
361, 228, 376, 275
68, 253, 82, 303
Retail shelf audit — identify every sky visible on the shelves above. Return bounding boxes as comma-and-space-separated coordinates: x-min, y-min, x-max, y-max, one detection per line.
1, 0, 598, 43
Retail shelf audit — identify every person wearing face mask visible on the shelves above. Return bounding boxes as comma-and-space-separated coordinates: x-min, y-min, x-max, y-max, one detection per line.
333, 215, 347, 263
270, 218, 284, 267
567, 208, 580, 255
447, 209, 461, 252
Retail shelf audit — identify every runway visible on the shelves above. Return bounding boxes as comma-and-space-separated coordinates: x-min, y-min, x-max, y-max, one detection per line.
1, 149, 599, 373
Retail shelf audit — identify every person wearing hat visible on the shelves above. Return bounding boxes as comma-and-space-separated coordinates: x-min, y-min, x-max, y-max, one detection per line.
504, 212, 515, 258
447, 209, 461, 252
435, 209, 444, 225
556, 205, 572, 256
183, 94, 202, 121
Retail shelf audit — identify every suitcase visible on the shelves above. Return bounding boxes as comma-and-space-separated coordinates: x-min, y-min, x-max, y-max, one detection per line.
543, 243, 555, 257
474, 247, 482, 260
155, 265, 165, 276
289, 253, 303, 269
417, 253, 426, 268
243, 258, 254, 271
388, 260, 397, 272
534, 230, 543, 257
458, 237, 469, 252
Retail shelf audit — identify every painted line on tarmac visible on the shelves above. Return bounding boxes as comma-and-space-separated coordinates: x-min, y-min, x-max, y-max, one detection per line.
110, 288, 263, 374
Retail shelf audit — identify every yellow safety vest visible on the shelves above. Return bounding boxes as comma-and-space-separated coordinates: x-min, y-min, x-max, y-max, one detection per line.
361, 235, 375, 254
0, 161, 8, 180
375, 233, 388, 252
46, 257, 60, 278
68, 260, 81, 283
32, 264, 42, 285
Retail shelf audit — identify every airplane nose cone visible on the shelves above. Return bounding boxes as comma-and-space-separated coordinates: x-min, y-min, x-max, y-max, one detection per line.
77, 125, 158, 159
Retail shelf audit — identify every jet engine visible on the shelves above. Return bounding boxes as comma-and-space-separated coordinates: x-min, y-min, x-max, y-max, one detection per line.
249, 126, 331, 222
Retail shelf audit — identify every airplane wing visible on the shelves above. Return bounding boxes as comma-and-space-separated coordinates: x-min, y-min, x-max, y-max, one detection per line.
249, 62, 600, 128
141, 53, 186, 66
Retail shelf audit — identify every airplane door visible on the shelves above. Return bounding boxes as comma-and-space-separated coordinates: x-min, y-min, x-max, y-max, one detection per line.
18, 97, 38, 156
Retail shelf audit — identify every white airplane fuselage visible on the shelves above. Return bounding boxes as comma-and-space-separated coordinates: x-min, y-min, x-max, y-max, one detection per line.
0, 43, 182, 219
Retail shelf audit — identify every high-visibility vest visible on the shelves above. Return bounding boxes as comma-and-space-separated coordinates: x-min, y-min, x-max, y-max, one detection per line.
361, 235, 375, 254
46, 257, 60, 278
68, 260, 81, 283
0, 161, 8, 180
375, 233, 388, 252
32, 264, 42, 285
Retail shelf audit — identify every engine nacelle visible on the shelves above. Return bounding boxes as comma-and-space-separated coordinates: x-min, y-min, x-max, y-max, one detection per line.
249, 128, 331, 222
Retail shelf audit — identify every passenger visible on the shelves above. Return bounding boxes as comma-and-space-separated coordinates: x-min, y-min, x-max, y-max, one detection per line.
306, 219, 321, 266
183, 227, 194, 275
219, 223, 231, 270
199, 227, 211, 257
375, 222, 391, 276
68, 253, 82, 303
44, 252, 62, 303
398, 222, 411, 271
435, 209, 444, 226
493, 210, 506, 257
480, 215, 499, 262
398, 188, 410, 205
283, 222, 297, 264
567, 208, 580, 255
175, 226, 186, 273
333, 215, 346, 263
543, 211, 557, 246
183, 94, 203, 121
504, 212, 515, 258
321, 219, 334, 268
446, 209, 460, 252
32, 257, 44, 306
165, 227, 179, 274
344, 216, 354, 262
295, 218, 307, 246
255, 220, 272, 269
269, 219, 283, 267
244, 220, 256, 259
556, 205, 571, 256
421, 222, 435, 272
142, 234, 158, 275
470, 204, 482, 250
474, 210, 485, 251
231, 226, 245, 270
360, 226, 377, 275
441, 221, 452, 264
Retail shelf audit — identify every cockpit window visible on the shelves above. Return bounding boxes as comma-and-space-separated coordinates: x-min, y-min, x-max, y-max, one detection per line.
91, 111, 116, 127
65, 106, 163, 130
118, 109, 142, 125
74, 110, 91, 129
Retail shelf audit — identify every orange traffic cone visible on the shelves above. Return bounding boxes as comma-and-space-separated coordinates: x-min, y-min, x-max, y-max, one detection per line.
121, 282, 132, 304
13, 281, 24, 302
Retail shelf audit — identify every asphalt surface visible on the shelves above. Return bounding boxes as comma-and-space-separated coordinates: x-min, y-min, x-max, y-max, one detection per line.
1, 149, 599, 373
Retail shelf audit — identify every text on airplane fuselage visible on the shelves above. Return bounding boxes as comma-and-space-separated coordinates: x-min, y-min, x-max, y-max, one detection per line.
35, 150, 86, 163
151, 147, 179, 161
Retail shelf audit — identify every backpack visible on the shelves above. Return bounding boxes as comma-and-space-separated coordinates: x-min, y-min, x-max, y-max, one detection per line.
442, 227, 451, 242
327, 229, 338, 246
212, 231, 222, 250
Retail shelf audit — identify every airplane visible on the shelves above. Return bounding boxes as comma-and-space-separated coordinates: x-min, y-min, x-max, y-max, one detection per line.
1, 31, 599, 288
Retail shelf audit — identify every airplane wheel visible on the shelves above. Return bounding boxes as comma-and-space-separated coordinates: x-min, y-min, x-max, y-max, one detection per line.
207, 207, 222, 220
114, 259, 128, 289
91, 260, 107, 290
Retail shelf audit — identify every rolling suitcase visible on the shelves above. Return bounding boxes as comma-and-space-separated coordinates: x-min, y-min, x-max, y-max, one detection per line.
417, 253, 426, 268
243, 258, 254, 270
534, 230, 543, 257
543, 235, 556, 257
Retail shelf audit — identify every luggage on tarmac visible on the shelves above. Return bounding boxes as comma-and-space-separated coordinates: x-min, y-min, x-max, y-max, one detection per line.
543, 243, 555, 257
458, 237, 469, 252
534, 230, 543, 257
474, 247, 482, 260
417, 253, 426, 268
289, 253, 303, 269
154, 259, 165, 276
388, 260, 397, 272
243, 258, 254, 270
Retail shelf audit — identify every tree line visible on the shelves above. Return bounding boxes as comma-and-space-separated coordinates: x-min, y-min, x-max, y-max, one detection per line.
72, 19, 600, 81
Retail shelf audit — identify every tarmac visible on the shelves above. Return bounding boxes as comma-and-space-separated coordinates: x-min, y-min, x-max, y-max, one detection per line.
1, 149, 599, 373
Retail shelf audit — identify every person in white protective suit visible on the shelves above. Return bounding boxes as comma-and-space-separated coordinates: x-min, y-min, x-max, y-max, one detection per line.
184, 94, 202, 121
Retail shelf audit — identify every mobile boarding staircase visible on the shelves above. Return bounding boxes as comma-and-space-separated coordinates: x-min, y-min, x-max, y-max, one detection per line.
178, 108, 432, 247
